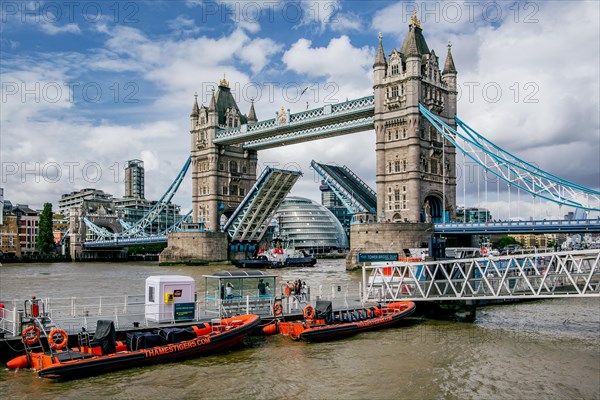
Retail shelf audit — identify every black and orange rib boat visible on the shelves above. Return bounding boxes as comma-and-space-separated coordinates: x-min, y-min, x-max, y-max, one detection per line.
7, 314, 260, 380
271, 301, 415, 342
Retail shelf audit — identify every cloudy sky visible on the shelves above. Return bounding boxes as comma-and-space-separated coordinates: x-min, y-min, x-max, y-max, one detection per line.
1, 0, 599, 220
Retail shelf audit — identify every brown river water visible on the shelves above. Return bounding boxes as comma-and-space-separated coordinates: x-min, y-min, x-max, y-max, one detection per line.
1, 260, 598, 400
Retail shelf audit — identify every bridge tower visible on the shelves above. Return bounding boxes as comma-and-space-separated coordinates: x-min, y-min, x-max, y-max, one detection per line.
190, 77, 258, 231
373, 12, 457, 224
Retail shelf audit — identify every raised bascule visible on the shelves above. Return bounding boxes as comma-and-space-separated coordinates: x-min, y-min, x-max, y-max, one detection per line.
75, 13, 600, 268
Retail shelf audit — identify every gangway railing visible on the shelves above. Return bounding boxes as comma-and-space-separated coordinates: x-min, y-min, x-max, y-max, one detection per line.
363, 249, 600, 302
435, 219, 600, 234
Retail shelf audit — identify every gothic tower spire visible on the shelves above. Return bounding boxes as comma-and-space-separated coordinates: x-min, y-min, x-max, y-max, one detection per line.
191, 93, 200, 117
247, 98, 257, 123
374, 32, 387, 68
442, 41, 457, 75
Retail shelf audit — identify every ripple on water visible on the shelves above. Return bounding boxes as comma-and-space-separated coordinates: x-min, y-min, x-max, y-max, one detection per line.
0, 261, 598, 400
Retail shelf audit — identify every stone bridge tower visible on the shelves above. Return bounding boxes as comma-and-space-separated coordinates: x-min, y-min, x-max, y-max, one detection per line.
190, 76, 258, 232
373, 12, 457, 224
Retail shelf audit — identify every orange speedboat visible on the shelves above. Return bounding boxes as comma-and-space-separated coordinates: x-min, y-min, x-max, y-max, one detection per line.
272, 301, 415, 342
8, 314, 260, 380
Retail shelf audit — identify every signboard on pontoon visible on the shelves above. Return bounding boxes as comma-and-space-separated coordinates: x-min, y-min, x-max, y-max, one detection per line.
174, 302, 195, 322
356, 253, 398, 262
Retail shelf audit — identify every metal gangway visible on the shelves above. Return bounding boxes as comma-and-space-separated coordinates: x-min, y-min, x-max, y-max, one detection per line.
362, 249, 600, 302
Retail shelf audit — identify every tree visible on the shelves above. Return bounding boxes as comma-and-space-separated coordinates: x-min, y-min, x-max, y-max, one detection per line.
36, 203, 55, 254
495, 236, 522, 249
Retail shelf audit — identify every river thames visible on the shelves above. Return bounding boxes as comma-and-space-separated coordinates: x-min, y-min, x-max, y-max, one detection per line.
1, 260, 599, 400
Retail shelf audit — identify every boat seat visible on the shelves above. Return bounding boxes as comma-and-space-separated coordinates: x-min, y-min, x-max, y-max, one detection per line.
342, 311, 349, 323
334, 312, 341, 323
54, 351, 95, 362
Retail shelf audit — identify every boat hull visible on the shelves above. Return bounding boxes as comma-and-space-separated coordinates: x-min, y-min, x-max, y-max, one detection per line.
236, 256, 317, 269
280, 302, 416, 343
31, 315, 261, 380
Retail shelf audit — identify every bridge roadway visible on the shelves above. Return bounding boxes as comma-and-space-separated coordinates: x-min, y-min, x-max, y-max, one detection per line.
83, 235, 169, 248
84, 218, 600, 247
362, 249, 600, 302
434, 219, 600, 234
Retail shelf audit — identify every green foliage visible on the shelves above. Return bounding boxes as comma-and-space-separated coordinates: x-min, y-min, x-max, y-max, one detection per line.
495, 236, 522, 249
36, 203, 55, 254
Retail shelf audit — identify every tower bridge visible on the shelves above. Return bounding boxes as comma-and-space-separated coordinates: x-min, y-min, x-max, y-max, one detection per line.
173, 13, 461, 266
78, 13, 600, 266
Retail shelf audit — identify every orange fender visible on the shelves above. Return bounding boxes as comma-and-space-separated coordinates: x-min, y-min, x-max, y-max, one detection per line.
7, 355, 30, 369
262, 322, 278, 335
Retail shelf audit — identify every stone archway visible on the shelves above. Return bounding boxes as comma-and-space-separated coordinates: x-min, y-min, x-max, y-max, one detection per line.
423, 195, 443, 223
392, 213, 402, 223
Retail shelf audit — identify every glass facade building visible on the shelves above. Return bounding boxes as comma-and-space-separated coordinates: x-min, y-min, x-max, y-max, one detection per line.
274, 197, 348, 254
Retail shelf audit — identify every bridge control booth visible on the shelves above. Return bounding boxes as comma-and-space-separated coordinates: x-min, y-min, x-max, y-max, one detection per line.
203, 270, 276, 318
145, 275, 196, 323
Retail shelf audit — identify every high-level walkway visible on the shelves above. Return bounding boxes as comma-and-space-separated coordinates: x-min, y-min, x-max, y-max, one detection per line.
213, 96, 375, 150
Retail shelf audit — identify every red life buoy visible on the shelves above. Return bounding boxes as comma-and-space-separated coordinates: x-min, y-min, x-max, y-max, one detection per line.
303, 305, 315, 320
273, 301, 283, 317
22, 325, 40, 345
48, 328, 68, 350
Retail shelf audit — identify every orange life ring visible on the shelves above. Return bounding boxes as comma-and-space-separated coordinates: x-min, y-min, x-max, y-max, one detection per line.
273, 301, 283, 317
48, 328, 68, 350
22, 325, 40, 345
303, 305, 315, 320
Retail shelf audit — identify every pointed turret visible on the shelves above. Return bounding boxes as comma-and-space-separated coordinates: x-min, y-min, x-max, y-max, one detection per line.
400, 8, 429, 59
442, 41, 457, 75
373, 32, 387, 68
442, 41, 458, 119
191, 93, 200, 117
404, 29, 420, 58
190, 93, 200, 130
208, 90, 216, 112
247, 98, 257, 123
207, 89, 217, 126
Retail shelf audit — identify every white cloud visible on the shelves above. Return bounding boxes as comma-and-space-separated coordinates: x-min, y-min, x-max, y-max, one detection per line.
237, 20, 261, 34
39, 22, 80, 35
330, 13, 362, 32
167, 15, 202, 37
282, 35, 373, 99
239, 37, 283, 74
139, 150, 161, 172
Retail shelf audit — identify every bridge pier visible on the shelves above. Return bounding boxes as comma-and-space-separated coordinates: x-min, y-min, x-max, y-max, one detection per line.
347, 222, 433, 269
159, 231, 228, 265
415, 300, 477, 322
